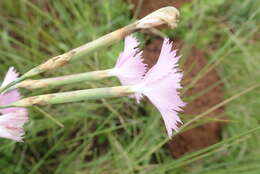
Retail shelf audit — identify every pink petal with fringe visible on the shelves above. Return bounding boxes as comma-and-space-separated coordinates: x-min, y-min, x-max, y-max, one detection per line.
0, 67, 28, 141
112, 35, 147, 86
137, 38, 185, 137
0, 111, 28, 142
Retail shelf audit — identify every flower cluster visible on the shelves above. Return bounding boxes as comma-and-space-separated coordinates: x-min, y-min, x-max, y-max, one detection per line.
0, 68, 28, 142
0, 35, 184, 141
0, 7, 182, 141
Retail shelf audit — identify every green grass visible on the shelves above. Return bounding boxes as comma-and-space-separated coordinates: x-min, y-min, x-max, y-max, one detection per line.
0, 0, 259, 173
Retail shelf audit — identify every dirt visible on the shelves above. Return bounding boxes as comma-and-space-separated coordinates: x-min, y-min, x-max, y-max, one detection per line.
127, 0, 192, 16
127, 0, 224, 158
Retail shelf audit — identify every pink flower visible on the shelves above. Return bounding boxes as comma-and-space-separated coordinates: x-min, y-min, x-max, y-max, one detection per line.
110, 35, 147, 86
0, 67, 28, 142
132, 39, 185, 137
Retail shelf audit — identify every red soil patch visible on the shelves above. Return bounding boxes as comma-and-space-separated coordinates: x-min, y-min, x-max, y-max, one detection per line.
127, 0, 224, 158
143, 38, 224, 158
127, 0, 192, 16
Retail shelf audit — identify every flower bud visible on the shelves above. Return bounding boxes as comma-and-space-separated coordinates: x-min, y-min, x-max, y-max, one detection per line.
135, 6, 180, 29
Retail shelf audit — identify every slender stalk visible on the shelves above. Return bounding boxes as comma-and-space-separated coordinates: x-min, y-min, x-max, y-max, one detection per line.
0, 24, 134, 93
0, 76, 27, 94
2, 86, 134, 108
0, 6, 179, 93
22, 25, 136, 79
15, 69, 113, 90
0, 105, 12, 110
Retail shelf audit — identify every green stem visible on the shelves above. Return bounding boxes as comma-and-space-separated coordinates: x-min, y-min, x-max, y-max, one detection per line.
0, 105, 13, 109
0, 24, 135, 93
0, 7, 179, 93
22, 24, 136, 79
0, 76, 27, 94
15, 69, 113, 90
9, 86, 134, 107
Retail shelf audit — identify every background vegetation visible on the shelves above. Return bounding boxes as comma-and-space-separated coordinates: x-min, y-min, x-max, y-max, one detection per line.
0, 0, 259, 173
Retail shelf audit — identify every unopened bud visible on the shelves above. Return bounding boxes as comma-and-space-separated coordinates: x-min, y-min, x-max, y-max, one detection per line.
135, 6, 180, 29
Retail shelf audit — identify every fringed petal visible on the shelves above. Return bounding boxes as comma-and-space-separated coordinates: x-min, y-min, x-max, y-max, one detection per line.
0, 67, 28, 142
114, 35, 140, 67
1, 67, 19, 88
0, 90, 22, 114
136, 38, 185, 137
143, 72, 185, 137
143, 39, 181, 85
112, 35, 147, 86
0, 67, 24, 114
0, 111, 28, 142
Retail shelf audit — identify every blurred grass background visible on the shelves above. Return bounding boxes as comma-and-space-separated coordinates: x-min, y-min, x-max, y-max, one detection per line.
0, 0, 259, 173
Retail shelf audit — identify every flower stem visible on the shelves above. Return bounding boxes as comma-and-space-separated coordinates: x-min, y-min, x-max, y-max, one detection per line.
0, 76, 27, 94
9, 86, 133, 107
0, 7, 179, 93
22, 25, 136, 79
0, 105, 13, 109
0, 24, 134, 94
15, 69, 113, 90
